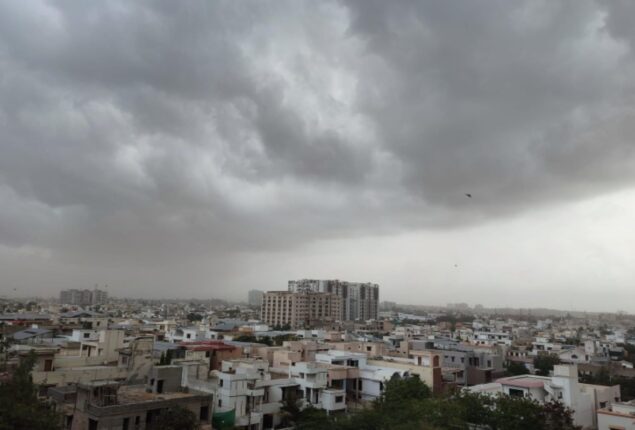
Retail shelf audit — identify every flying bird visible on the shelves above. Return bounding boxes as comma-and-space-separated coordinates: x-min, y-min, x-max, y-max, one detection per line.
465, 193, 472, 198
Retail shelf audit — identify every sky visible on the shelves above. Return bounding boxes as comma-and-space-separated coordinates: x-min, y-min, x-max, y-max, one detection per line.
1, 1, 635, 312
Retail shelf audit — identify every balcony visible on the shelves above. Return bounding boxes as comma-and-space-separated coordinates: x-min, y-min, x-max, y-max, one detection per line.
235, 412, 262, 426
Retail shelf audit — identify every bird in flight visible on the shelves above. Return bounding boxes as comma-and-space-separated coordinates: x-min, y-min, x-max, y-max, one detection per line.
465, 193, 472, 198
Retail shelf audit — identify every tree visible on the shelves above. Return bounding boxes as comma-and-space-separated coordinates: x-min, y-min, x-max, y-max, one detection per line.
280, 389, 303, 427
294, 406, 332, 430
381, 373, 431, 407
534, 354, 561, 376
490, 393, 546, 429
233, 335, 273, 346
186, 312, 203, 322
505, 361, 528, 376
540, 400, 580, 430
0, 351, 62, 430
158, 349, 174, 365
155, 405, 199, 430
273, 334, 298, 346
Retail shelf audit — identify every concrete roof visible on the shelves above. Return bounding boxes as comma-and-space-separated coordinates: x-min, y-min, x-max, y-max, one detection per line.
497, 376, 547, 389
11, 327, 52, 340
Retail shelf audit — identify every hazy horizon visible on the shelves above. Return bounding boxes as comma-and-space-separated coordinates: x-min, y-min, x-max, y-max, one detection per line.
1, 1, 635, 313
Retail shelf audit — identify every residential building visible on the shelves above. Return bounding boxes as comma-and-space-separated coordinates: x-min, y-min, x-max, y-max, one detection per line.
288, 279, 379, 321
598, 401, 635, 430
261, 291, 341, 329
59, 288, 108, 306
469, 364, 621, 429
248, 290, 265, 307
53, 378, 214, 430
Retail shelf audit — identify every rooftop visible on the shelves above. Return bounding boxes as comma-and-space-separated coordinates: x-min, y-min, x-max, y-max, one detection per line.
179, 340, 236, 352
497, 376, 548, 389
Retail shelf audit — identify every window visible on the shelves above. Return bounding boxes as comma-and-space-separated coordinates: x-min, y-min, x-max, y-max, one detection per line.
123, 417, 129, 430
509, 388, 524, 397
84, 333, 90, 339
219, 379, 223, 387
218, 399, 222, 407
335, 395, 344, 403
200, 406, 209, 421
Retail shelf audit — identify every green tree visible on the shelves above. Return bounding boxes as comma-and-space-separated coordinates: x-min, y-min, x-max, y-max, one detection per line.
280, 389, 303, 427
233, 335, 273, 346
534, 354, 561, 376
504, 361, 528, 376
0, 351, 62, 430
158, 349, 174, 365
155, 405, 199, 430
294, 406, 332, 430
186, 312, 203, 322
381, 373, 431, 407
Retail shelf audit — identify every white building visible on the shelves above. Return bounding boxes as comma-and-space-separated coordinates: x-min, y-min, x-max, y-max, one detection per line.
166, 326, 219, 343
469, 364, 621, 429
598, 401, 635, 430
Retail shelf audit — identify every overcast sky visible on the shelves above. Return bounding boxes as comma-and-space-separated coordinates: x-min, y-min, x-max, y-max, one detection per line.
1, 1, 635, 311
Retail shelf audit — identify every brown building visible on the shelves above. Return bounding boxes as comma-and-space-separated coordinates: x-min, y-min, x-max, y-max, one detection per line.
178, 341, 242, 371
50, 378, 213, 430
261, 291, 342, 329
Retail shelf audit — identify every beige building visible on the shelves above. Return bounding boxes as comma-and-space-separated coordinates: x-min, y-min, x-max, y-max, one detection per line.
261, 291, 341, 329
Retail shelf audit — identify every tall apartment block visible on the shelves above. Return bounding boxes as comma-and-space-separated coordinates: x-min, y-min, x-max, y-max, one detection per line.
60, 288, 108, 306
248, 289, 265, 307
260, 291, 342, 329
288, 279, 379, 321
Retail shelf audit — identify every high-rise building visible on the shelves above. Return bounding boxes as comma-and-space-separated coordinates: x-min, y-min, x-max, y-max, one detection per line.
248, 290, 264, 307
260, 291, 341, 329
59, 288, 108, 306
288, 279, 379, 321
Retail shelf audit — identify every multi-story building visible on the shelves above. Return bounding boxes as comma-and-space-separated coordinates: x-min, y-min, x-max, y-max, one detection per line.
248, 290, 265, 307
261, 291, 341, 329
59, 288, 108, 306
50, 377, 213, 430
288, 279, 379, 321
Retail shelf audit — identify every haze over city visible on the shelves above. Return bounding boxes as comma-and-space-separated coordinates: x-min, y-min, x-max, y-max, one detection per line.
1, 1, 635, 312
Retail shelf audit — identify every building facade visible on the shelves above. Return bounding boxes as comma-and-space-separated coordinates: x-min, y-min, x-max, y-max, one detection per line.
288, 279, 379, 321
261, 291, 342, 329
248, 290, 265, 307
60, 288, 108, 306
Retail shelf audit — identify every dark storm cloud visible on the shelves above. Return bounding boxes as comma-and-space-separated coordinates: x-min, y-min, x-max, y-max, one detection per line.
0, 0, 635, 279
344, 0, 635, 215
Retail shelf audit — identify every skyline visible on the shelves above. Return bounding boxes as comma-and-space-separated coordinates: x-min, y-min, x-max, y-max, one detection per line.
2, 1, 635, 312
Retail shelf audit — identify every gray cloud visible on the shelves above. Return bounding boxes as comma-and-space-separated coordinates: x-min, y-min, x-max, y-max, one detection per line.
1, 0, 635, 302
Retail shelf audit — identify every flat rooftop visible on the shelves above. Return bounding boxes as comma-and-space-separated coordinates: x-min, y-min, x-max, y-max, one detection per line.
497, 376, 547, 389
117, 385, 200, 404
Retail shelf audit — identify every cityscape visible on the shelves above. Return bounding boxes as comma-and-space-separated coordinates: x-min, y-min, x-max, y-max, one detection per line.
3, 283, 635, 429
2, 1, 635, 430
